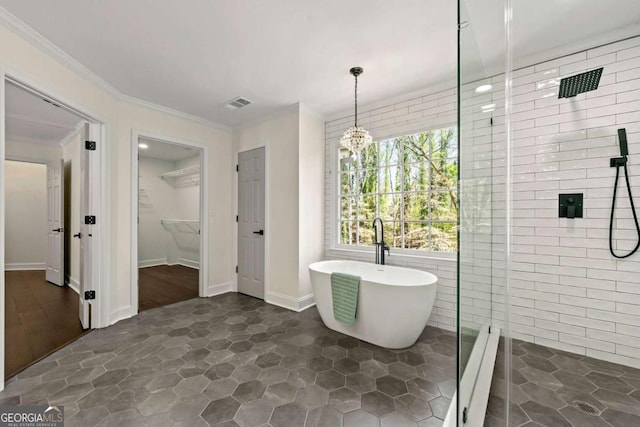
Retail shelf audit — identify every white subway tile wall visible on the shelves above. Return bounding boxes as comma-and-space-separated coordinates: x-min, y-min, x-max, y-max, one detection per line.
492, 36, 640, 369
324, 87, 459, 332
324, 36, 640, 369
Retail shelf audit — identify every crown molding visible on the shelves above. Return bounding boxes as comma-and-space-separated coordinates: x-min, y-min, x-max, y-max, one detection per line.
0, 6, 231, 133
121, 94, 231, 132
0, 6, 121, 99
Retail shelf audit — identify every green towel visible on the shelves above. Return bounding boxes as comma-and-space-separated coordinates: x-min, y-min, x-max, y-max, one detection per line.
331, 272, 360, 325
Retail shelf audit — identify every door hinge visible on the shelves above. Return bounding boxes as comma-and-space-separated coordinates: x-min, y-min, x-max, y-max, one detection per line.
463, 407, 468, 424
84, 290, 96, 300
235, 265, 238, 273
85, 140, 97, 151
85, 215, 96, 225
490, 117, 494, 126
236, 164, 239, 172
236, 215, 238, 222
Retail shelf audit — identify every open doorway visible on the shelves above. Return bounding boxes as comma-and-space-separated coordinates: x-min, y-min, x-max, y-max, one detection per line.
3, 82, 89, 378
135, 137, 204, 312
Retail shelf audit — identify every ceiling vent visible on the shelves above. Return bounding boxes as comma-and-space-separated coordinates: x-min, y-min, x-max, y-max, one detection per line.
43, 98, 61, 108
225, 97, 252, 110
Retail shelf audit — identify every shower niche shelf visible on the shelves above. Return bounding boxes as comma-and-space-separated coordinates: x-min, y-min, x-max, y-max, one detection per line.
160, 165, 200, 187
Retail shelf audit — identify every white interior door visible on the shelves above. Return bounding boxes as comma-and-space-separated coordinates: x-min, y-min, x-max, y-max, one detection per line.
46, 159, 64, 286
78, 122, 96, 329
237, 147, 265, 299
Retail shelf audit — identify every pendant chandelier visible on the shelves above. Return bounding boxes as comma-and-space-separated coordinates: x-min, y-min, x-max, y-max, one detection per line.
340, 67, 372, 156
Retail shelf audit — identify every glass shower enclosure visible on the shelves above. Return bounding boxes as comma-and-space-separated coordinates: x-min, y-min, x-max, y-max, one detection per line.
456, 0, 505, 425
457, 0, 640, 426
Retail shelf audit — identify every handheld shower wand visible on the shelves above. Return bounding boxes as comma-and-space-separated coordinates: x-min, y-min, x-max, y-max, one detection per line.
609, 128, 640, 258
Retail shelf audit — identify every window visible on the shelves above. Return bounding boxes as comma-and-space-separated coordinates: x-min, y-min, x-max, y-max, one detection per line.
338, 127, 458, 252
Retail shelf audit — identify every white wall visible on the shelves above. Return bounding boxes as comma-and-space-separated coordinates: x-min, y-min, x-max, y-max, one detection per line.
233, 107, 301, 305
4, 160, 47, 269
6, 140, 61, 163
138, 157, 180, 266
175, 156, 201, 220
0, 23, 233, 326
138, 155, 200, 268
174, 155, 201, 267
298, 105, 326, 298
62, 130, 81, 288
232, 104, 325, 310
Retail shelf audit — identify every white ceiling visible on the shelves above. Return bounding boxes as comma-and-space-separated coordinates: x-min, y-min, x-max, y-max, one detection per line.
138, 137, 199, 162
0, 0, 456, 127
5, 82, 83, 146
463, 0, 640, 78
0, 1, 638, 128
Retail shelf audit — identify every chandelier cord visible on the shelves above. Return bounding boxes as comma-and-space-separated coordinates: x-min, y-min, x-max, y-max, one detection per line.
354, 73, 358, 127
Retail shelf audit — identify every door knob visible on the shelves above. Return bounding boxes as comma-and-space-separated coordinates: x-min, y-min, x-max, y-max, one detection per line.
253, 230, 264, 235
73, 233, 82, 239
52, 228, 63, 232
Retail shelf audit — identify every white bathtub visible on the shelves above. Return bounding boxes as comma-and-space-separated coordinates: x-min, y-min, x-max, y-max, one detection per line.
308, 260, 438, 349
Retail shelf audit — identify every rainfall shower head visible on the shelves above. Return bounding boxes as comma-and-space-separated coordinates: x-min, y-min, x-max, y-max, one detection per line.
558, 67, 603, 99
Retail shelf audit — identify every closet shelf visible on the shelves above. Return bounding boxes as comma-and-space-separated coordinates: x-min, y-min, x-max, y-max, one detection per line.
161, 219, 200, 234
160, 165, 200, 187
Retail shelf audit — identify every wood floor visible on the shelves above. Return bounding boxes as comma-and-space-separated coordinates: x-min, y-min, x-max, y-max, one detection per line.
138, 265, 199, 312
5, 270, 87, 379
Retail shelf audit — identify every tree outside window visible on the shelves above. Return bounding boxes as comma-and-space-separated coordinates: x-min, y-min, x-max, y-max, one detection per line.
338, 127, 458, 252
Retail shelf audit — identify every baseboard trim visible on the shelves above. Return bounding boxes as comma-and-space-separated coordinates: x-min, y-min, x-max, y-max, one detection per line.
110, 306, 133, 326
66, 276, 79, 294
178, 258, 200, 269
138, 258, 167, 268
208, 281, 234, 297
266, 292, 316, 312
5, 262, 46, 271
298, 293, 316, 311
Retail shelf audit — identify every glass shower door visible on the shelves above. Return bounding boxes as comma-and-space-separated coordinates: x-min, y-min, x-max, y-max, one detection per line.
457, 0, 503, 424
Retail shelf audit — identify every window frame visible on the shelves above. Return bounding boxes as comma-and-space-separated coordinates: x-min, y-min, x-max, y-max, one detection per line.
330, 123, 458, 260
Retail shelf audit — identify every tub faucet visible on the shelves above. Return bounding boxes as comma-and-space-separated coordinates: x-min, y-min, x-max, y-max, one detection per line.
372, 217, 390, 265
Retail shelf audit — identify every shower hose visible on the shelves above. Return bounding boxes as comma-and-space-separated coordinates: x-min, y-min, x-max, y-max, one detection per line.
609, 160, 640, 258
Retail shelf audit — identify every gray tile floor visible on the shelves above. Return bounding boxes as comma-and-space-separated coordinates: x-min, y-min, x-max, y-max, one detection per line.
0, 293, 455, 426
485, 338, 640, 427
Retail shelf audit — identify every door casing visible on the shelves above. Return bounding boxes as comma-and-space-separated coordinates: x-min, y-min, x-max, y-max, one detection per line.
130, 130, 209, 316
0, 70, 111, 390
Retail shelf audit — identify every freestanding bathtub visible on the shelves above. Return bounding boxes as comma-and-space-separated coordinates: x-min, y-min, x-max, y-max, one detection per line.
308, 260, 438, 349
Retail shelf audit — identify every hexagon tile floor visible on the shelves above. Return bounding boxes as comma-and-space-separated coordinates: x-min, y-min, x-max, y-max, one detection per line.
485, 338, 640, 427
0, 293, 456, 427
